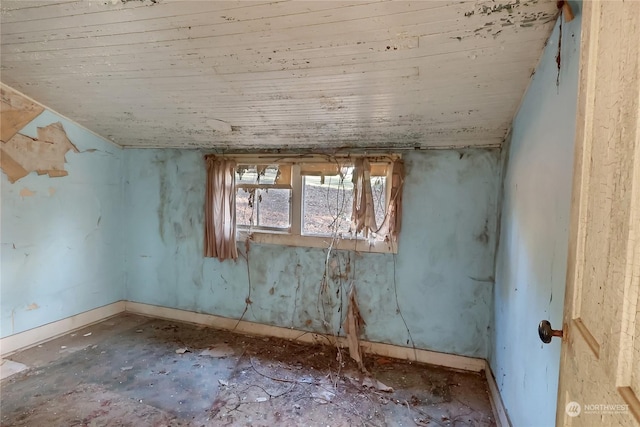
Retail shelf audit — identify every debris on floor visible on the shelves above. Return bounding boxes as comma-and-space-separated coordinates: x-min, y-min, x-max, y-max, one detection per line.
0, 313, 496, 426
199, 343, 234, 358
0, 360, 27, 381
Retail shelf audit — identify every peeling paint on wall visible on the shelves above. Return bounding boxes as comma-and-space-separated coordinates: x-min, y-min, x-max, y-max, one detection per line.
19, 188, 35, 197
1, 107, 125, 339
0, 85, 44, 142
25, 303, 39, 311
0, 122, 79, 183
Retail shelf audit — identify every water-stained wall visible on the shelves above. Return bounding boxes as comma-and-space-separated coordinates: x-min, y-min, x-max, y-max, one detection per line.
0, 110, 125, 338
124, 149, 500, 358
490, 10, 581, 427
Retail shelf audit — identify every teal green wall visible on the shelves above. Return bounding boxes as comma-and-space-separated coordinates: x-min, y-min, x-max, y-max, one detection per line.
124, 149, 500, 358
490, 9, 581, 427
1, 111, 125, 338
1, 113, 502, 360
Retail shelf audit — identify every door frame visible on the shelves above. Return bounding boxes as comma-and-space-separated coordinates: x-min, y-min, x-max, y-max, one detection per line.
556, 0, 640, 425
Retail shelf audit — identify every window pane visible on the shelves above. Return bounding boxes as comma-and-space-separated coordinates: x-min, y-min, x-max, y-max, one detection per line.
303, 174, 387, 240
236, 188, 256, 227
257, 188, 290, 229
236, 188, 290, 229
371, 176, 387, 229
303, 174, 354, 236
236, 165, 280, 185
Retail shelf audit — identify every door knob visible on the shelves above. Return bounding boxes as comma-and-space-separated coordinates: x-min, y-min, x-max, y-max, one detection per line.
538, 320, 563, 344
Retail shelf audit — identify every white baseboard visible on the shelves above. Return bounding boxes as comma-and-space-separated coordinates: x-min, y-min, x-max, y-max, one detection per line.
124, 301, 486, 372
485, 361, 511, 427
0, 301, 125, 357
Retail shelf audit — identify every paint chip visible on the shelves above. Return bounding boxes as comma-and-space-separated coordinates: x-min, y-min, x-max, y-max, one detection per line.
362, 377, 394, 393
311, 389, 334, 403
199, 344, 234, 358
19, 188, 35, 197
206, 119, 232, 133
0, 359, 28, 380
0, 85, 44, 142
25, 302, 39, 310
120, 366, 133, 371
175, 348, 190, 354
83, 332, 92, 337
0, 122, 78, 183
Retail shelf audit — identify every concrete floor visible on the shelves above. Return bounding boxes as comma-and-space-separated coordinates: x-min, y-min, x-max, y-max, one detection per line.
1, 314, 496, 426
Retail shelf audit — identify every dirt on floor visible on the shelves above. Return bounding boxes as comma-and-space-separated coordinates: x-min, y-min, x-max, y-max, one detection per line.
1, 314, 495, 427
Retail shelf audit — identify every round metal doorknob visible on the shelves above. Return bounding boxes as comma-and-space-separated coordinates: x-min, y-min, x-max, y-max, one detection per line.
538, 320, 563, 344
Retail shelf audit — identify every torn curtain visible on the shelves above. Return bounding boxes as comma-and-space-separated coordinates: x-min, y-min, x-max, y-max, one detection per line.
383, 159, 404, 243
351, 158, 378, 238
352, 158, 404, 243
204, 155, 238, 260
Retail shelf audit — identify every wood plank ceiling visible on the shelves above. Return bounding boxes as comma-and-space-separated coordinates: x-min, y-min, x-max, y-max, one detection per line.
0, 0, 558, 150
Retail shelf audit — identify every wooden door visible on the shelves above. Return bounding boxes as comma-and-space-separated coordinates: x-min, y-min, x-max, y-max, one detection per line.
556, 1, 640, 426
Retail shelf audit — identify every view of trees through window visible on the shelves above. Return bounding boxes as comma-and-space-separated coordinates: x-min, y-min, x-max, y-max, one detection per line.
236, 188, 291, 229
302, 172, 386, 239
235, 164, 387, 240
236, 165, 290, 229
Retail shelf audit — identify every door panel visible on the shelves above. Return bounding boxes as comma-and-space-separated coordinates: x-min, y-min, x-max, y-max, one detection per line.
557, 1, 640, 426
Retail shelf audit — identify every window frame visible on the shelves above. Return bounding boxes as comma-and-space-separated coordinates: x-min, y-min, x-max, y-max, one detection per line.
234, 156, 399, 254
235, 166, 293, 232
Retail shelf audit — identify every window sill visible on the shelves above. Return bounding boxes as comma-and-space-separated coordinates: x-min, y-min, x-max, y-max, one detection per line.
237, 230, 397, 254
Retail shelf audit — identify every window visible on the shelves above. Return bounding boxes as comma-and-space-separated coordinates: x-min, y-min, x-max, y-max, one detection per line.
234, 156, 402, 254
236, 165, 291, 231
301, 167, 387, 240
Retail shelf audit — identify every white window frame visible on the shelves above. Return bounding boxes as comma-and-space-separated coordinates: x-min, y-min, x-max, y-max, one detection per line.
235, 165, 292, 233
234, 155, 399, 254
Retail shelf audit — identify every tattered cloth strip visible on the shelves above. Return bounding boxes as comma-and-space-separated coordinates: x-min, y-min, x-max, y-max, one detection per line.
343, 282, 365, 371
351, 158, 378, 237
352, 158, 405, 243
204, 155, 238, 260
383, 159, 404, 243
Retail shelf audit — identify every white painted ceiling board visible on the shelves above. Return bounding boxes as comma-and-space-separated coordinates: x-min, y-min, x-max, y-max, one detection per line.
0, 0, 559, 149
